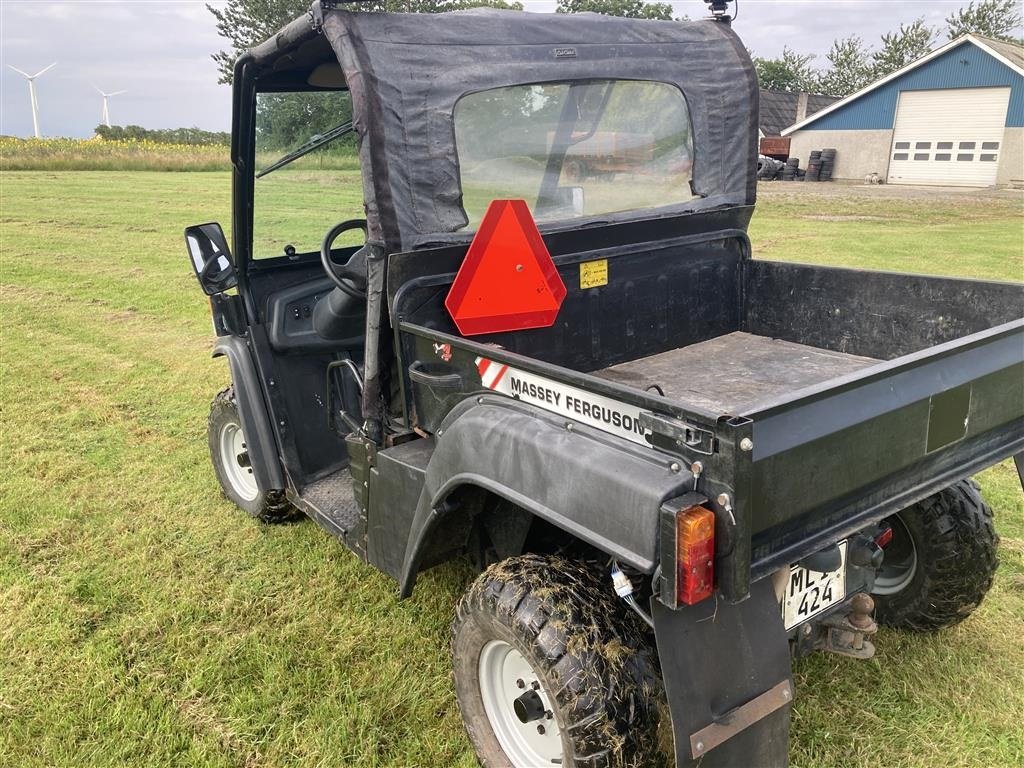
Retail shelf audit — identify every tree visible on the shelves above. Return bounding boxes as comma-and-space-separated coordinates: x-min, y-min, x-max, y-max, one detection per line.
556, 0, 673, 20
209, 0, 524, 84
752, 47, 818, 92
817, 36, 874, 97
209, 0, 307, 85
872, 18, 937, 78
946, 0, 1023, 42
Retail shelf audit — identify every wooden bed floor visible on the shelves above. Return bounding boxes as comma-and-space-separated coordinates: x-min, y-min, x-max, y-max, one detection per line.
592, 332, 879, 415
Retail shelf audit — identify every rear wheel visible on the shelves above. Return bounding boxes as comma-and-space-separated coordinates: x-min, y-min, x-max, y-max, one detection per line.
451, 554, 666, 768
872, 480, 998, 632
208, 386, 294, 523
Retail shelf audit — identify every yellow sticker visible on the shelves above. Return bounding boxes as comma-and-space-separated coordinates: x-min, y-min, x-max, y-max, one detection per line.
579, 259, 609, 289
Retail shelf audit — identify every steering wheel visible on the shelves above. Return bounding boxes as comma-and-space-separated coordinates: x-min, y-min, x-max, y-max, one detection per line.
198, 252, 228, 282
321, 219, 369, 299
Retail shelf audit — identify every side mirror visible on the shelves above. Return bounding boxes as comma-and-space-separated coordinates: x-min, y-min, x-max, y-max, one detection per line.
185, 222, 237, 295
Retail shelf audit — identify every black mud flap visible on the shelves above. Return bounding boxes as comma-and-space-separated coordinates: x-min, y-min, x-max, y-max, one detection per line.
652, 578, 792, 767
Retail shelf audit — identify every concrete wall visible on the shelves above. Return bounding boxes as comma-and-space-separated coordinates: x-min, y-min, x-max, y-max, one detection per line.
996, 127, 1023, 185
789, 126, 1022, 185
787, 129, 894, 181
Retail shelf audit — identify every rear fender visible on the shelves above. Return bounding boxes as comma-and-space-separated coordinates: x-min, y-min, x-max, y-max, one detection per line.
212, 335, 286, 491
397, 395, 694, 597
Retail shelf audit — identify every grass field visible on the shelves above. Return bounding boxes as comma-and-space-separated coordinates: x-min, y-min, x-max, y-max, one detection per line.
1, 171, 1022, 768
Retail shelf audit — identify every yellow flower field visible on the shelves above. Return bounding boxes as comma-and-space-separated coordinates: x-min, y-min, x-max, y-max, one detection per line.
0, 137, 360, 172
0, 136, 230, 171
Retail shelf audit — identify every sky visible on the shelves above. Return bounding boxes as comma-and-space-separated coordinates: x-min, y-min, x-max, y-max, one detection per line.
0, 0, 1008, 138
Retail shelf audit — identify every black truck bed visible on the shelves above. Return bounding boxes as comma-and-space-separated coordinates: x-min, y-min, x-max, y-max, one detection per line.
393, 221, 1024, 603
592, 332, 878, 415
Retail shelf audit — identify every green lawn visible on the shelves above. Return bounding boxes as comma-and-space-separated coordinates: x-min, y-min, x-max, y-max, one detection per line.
1, 172, 1022, 768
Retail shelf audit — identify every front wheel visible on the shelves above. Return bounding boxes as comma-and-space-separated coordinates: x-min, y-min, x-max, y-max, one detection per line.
207, 386, 294, 523
872, 480, 999, 632
451, 554, 665, 768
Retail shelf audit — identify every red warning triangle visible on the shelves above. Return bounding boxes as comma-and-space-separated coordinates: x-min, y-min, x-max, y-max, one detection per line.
445, 199, 567, 336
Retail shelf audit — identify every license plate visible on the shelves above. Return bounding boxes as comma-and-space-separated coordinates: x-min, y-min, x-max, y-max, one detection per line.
782, 540, 847, 630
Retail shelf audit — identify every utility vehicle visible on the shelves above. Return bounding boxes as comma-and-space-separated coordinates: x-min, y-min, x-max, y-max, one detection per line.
184, 2, 1024, 765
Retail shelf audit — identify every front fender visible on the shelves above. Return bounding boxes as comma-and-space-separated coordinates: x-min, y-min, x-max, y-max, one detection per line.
212, 335, 285, 491
398, 395, 694, 597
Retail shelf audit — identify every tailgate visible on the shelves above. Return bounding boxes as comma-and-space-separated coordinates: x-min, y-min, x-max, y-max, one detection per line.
742, 320, 1024, 584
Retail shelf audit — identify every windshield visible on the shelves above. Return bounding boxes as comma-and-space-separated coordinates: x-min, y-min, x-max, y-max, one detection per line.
454, 80, 695, 228
252, 90, 364, 259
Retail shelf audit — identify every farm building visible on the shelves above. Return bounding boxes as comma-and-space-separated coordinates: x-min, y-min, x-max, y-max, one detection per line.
781, 34, 1024, 187
758, 89, 839, 137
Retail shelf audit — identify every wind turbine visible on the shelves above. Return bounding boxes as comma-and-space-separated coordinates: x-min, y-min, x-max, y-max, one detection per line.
7, 62, 57, 138
94, 85, 127, 128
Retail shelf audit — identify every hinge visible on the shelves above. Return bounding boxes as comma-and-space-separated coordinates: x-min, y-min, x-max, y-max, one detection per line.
640, 412, 718, 456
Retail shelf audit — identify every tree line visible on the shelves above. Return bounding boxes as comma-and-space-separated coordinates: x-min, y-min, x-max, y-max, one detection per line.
754, 0, 1021, 96
94, 124, 231, 145
207, 0, 1021, 148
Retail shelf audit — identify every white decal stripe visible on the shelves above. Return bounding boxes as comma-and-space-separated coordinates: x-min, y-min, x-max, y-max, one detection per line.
477, 360, 651, 447
481, 362, 501, 389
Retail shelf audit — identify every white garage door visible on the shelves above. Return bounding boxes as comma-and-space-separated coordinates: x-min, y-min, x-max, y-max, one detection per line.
887, 87, 1010, 187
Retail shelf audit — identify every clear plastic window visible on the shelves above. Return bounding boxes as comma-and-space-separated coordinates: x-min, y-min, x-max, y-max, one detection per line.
251, 91, 363, 259
454, 80, 695, 228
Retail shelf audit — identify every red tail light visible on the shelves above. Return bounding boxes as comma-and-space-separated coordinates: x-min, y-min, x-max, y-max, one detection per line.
875, 526, 894, 549
677, 505, 716, 605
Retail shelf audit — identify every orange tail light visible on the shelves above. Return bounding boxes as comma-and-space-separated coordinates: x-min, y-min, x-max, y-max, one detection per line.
677, 505, 716, 605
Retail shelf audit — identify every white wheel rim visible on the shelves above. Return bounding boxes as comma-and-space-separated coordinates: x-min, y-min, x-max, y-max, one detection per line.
873, 516, 918, 595
219, 421, 259, 501
478, 640, 563, 767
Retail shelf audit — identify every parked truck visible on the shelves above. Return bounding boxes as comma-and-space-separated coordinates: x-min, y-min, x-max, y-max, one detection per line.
184, 2, 1024, 766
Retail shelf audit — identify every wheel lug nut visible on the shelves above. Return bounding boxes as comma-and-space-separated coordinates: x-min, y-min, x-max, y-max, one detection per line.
531, 681, 540, 690
537, 724, 545, 735
516, 678, 525, 689
545, 710, 552, 720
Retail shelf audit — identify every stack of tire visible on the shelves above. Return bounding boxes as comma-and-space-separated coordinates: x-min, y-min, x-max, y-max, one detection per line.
781, 157, 800, 181
757, 155, 786, 180
805, 150, 822, 181
819, 148, 837, 181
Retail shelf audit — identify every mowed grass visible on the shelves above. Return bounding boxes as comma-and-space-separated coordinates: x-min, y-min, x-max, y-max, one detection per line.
1, 171, 1022, 768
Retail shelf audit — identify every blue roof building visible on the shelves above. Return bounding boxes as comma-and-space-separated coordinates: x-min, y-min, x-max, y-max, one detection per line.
782, 35, 1024, 186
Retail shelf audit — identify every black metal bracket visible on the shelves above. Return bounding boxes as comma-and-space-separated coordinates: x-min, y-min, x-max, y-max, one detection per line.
640, 412, 718, 456
310, 0, 372, 30
704, 0, 733, 21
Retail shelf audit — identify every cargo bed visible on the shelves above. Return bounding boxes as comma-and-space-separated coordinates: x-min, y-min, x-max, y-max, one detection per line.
592, 332, 878, 415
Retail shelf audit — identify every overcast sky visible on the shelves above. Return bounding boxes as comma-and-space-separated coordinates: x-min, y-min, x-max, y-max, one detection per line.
0, 0, 1004, 138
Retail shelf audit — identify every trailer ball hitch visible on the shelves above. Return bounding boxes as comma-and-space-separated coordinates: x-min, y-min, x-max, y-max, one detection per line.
513, 689, 546, 723
817, 593, 878, 660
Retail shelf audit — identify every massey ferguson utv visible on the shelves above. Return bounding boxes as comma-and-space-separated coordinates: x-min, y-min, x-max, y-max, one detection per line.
184, 1, 1024, 765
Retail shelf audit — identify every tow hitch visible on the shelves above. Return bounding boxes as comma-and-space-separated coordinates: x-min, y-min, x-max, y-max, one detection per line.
816, 593, 879, 660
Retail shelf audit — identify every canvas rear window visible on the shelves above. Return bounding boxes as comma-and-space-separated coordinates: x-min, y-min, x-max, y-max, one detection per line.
454, 80, 695, 228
